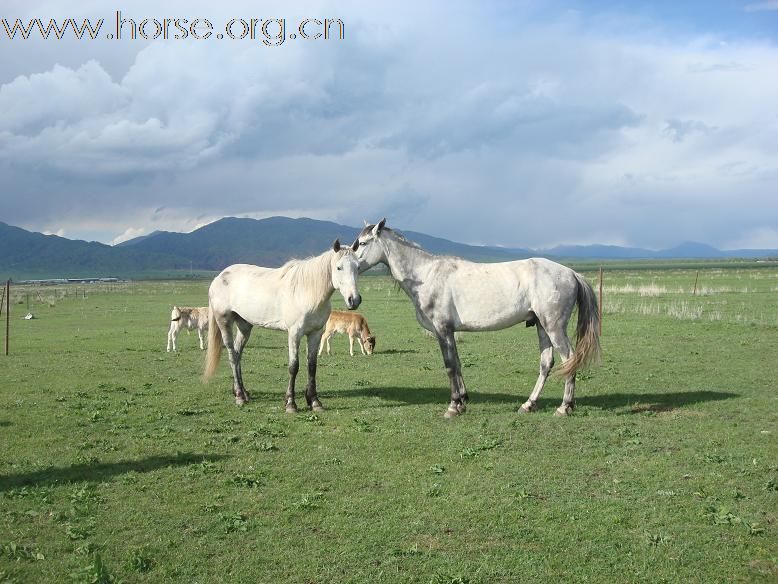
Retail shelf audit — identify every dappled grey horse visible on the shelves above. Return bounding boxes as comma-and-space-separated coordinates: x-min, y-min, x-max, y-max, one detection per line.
353, 219, 601, 418
203, 240, 362, 411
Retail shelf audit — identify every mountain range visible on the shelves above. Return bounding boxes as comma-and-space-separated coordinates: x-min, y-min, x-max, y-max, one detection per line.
1, 217, 776, 279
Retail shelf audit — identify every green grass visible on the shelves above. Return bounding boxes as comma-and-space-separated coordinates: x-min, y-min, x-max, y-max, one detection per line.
1, 268, 777, 583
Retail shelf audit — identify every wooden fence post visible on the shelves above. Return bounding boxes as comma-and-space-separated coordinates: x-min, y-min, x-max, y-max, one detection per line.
692, 270, 699, 296
5, 280, 10, 356
598, 267, 603, 336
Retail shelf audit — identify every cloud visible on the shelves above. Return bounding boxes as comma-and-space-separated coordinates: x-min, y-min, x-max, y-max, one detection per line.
1, 1, 777, 249
0, 61, 126, 134
662, 118, 715, 143
724, 227, 778, 249
110, 226, 146, 245
744, 1, 778, 12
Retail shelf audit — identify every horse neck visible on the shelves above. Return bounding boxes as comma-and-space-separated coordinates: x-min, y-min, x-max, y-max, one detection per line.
382, 233, 433, 288
316, 251, 337, 299
294, 251, 335, 304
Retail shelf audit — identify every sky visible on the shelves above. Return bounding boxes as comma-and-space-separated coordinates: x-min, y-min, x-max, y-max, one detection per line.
1, 0, 777, 250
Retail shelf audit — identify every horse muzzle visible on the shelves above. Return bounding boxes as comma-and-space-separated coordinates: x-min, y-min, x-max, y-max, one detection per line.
346, 294, 362, 310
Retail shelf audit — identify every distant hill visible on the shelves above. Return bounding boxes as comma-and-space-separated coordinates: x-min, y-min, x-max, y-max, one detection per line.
0, 221, 182, 279
102, 216, 529, 270
541, 240, 778, 260
1, 217, 776, 279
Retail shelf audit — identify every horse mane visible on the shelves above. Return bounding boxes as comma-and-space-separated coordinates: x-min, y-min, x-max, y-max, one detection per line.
277, 249, 350, 302
382, 227, 426, 251
383, 227, 452, 261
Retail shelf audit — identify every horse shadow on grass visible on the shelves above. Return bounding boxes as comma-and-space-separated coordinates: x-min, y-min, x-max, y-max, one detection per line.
0, 452, 228, 492
343, 386, 739, 412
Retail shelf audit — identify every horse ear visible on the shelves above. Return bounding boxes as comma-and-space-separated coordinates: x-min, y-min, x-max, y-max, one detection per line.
373, 218, 386, 237
351, 238, 359, 252
332, 239, 341, 252
363, 219, 369, 227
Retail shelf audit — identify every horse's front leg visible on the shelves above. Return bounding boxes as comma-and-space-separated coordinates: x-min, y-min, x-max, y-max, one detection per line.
285, 329, 303, 413
167, 322, 177, 352
453, 343, 468, 403
437, 331, 466, 418
305, 329, 325, 412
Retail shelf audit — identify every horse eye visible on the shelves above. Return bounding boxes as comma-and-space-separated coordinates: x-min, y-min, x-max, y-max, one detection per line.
337, 266, 343, 271
359, 241, 367, 246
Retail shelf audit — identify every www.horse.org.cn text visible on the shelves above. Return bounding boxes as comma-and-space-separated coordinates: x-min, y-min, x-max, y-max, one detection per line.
1, 12, 345, 45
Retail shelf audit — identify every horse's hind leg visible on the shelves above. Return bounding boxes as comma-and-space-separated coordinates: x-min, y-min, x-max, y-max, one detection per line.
197, 327, 206, 350
284, 328, 303, 413
545, 327, 576, 417
233, 317, 253, 403
520, 324, 554, 414
305, 328, 325, 412
218, 314, 249, 405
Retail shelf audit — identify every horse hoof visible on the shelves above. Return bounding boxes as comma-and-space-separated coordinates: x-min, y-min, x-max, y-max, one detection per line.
518, 402, 537, 414
554, 405, 573, 417
444, 407, 460, 419
310, 401, 325, 412
456, 402, 466, 414
285, 404, 298, 414
235, 397, 248, 406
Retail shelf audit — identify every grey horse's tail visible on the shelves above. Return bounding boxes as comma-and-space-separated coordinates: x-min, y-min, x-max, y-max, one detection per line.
558, 272, 602, 377
202, 307, 223, 382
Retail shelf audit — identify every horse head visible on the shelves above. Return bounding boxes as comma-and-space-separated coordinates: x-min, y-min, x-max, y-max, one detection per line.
331, 239, 362, 309
352, 218, 387, 272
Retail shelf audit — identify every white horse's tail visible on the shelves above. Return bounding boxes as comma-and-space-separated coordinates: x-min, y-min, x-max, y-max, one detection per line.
171, 306, 181, 322
558, 273, 602, 377
202, 307, 223, 382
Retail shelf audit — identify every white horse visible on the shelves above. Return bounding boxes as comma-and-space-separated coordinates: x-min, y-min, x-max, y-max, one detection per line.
167, 306, 209, 352
203, 240, 362, 410
352, 219, 601, 418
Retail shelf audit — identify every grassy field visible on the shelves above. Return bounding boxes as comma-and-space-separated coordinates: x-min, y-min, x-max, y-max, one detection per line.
1, 266, 777, 583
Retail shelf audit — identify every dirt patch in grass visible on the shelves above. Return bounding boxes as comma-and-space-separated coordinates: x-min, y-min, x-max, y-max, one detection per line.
749, 559, 778, 577
629, 403, 675, 414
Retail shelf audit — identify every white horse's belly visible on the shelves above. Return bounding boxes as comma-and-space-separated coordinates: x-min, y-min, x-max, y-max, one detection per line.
230, 296, 286, 329
454, 302, 530, 331
448, 266, 531, 331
